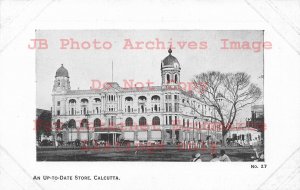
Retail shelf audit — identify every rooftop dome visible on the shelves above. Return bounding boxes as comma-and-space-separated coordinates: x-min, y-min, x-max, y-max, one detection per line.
161, 48, 180, 69
55, 64, 69, 78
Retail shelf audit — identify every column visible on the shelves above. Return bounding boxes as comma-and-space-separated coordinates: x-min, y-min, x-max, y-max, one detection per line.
147, 129, 151, 142
172, 129, 176, 144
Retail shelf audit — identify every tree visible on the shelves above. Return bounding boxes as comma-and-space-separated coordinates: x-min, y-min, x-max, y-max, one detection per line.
36, 110, 52, 139
188, 71, 262, 146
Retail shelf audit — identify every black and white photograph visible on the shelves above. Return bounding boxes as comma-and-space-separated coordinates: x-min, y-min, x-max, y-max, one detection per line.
1, 1, 300, 190
36, 30, 264, 162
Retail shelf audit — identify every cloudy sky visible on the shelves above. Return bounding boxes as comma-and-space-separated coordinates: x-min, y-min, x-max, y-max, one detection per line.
36, 30, 264, 121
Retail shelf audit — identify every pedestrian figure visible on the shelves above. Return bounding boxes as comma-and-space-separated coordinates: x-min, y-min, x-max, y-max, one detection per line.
219, 150, 231, 162
210, 153, 220, 162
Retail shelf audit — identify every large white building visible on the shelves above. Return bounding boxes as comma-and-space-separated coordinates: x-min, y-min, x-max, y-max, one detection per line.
51, 49, 222, 145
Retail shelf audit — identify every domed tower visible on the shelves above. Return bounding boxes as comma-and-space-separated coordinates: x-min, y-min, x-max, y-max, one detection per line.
53, 64, 71, 93
161, 48, 181, 87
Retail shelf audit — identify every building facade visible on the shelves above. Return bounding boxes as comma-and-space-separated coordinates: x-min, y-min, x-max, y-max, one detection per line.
51, 49, 222, 145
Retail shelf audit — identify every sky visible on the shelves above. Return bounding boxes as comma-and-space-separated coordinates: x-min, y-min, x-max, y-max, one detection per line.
36, 30, 264, 121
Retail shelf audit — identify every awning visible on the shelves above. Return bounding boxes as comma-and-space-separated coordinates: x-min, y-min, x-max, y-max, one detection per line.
94, 127, 122, 134
137, 131, 147, 140
151, 131, 161, 140
124, 132, 134, 140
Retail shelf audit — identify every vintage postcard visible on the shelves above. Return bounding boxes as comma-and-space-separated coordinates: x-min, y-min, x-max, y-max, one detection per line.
1, 1, 300, 190
35, 30, 265, 162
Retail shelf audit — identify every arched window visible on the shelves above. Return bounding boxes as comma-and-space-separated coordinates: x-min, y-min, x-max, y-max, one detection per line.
166, 74, 170, 83
56, 119, 60, 128
125, 97, 133, 101
68, 119, 76, 128
152, 116, 160, 125
81, 98, 89, 103
175, 74, 178, 83
138, 96, 147, 101
69, 99, 76, 104
151, 95, 160, 101
94, 98, 101, 103
125, 117, 133, 126
139, 117, 147, 126
80, 119, 88, 128
94, 118, 101, 127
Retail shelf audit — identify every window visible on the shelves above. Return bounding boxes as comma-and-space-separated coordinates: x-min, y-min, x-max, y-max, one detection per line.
175, 103, 179, 112
183, 119, 185, 127
168, 103, 172, 112
169, 116, 172, 125
127, 106, 131, 113
138, 96, 147, 101
112, 116, 116, 126
165, 95, 171, 100
175, 74, 178, 83
152, 116, 160, 125
187, 119, 190, 127
139, 117, 147, 126
151, 95, 160, 101
57, 110, 60, 115
94, 98, 101, 103
175, 116, 177, 125
141, 105, 145, 113
57, 101, 60, 106
94, 118, 101, 127
125, 117, 133, 126
80, 119, 88, 128
125, 97, 133, 101
68, 119, 76, 128
81, 98, 89, 103
167, 74, 170, 83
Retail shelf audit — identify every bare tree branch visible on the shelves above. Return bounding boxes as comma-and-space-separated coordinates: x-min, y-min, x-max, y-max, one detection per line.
187, 71, 262, 145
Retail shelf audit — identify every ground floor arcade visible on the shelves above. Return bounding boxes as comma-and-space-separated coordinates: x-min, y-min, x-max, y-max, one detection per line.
54, 126, 222, 145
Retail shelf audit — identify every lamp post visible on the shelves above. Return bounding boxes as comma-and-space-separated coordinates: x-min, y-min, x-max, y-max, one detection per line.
85, 113, 90, 146
68, 120, 75, 146
193, 116, 197, 142
192, 101, 196, 142
208, 118, 213, 145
